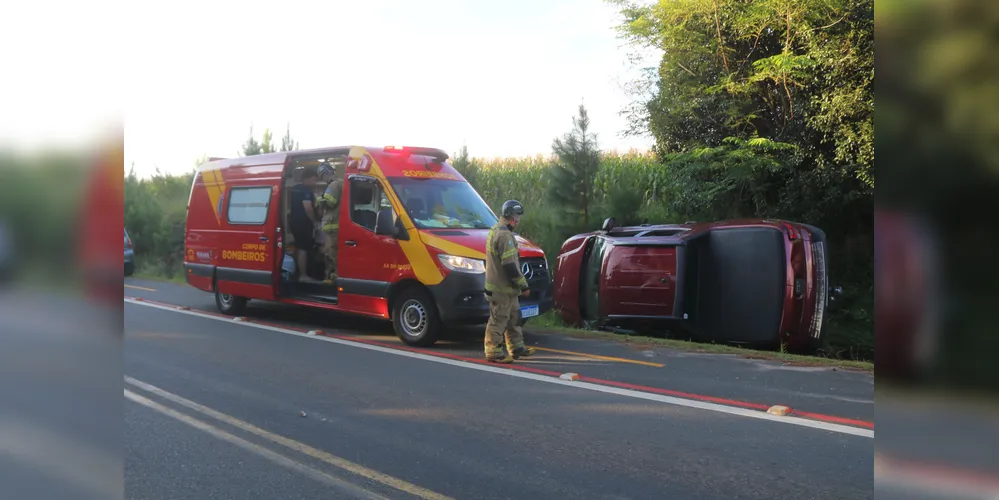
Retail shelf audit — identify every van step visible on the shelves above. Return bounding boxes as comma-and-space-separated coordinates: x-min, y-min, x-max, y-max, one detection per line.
303, 294, 338, 304
295, 280, 337, 293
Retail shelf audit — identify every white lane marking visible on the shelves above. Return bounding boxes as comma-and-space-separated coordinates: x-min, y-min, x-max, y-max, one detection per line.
125, 389, 388, 500
124, 298, 874, 438
125, 377, 455, 500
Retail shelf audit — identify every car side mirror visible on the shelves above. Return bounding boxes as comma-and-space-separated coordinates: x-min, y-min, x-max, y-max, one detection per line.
375, 208, 397, 236
601, 217, 616, 232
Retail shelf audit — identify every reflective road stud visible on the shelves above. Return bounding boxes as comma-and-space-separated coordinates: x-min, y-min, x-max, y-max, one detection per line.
767, 405, 791, 416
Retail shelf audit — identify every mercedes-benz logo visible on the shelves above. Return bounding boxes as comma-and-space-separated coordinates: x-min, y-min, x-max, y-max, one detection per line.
521, 262, 533, 280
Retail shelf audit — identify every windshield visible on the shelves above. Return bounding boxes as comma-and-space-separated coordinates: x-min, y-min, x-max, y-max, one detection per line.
387, 177, 498, 230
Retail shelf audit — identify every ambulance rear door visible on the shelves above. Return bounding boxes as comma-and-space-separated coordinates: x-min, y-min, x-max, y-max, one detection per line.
214, 179, 282, 300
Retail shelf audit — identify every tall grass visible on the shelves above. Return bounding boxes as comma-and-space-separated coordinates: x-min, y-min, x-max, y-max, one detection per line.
470, 150, 674, 261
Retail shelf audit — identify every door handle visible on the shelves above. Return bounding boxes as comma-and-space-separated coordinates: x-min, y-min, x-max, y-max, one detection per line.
345, 241, 357, 247
259, 236, 269, 242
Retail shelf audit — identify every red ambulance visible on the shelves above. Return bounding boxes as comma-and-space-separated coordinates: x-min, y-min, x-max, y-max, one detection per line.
184, 146, 553, 347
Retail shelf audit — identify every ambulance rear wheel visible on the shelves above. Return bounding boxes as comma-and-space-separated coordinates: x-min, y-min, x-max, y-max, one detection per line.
392, 287, 441, 347
215, 289, 247, 316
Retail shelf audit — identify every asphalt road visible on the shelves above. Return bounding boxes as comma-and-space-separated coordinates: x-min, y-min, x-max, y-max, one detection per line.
124, 278, 874, 499
124, 278, 875, 424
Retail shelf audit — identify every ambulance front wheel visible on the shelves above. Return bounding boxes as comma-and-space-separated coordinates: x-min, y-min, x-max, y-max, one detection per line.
215, 289, 247, 316
392, 287, 442, 347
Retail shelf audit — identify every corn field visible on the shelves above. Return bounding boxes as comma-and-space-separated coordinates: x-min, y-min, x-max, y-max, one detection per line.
466, 150, 676, 262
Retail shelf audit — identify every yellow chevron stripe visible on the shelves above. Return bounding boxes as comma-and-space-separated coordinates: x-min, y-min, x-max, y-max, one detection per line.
419, 232, 485, 260
202, 168, 225, 225
350, 147, 444, 285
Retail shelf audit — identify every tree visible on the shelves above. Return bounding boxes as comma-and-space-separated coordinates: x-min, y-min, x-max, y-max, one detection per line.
261, 128, 275, 154
280, 123, 299, 152
451, 144, 480, 186
240, 125, 262, 156
609, 0, 873, 187
547, 104, 601, 231
608, 0, 874, 229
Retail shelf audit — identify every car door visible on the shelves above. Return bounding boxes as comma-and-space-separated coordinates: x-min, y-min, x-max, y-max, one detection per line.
336, 175, 401, 312
215, 184, 280, 300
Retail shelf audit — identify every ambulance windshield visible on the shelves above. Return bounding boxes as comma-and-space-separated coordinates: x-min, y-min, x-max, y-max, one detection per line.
387, 177, 499, 230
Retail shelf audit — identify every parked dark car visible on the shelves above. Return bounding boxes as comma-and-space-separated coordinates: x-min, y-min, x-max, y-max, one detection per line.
124, 228, 135, 276
552, 217, 837, 354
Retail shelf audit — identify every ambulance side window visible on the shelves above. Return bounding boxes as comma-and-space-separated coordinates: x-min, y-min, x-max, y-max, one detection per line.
349, 178, 379, 232
227, 187, 272, 225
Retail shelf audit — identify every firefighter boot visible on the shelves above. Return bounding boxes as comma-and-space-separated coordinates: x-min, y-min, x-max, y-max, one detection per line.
510, 346, 536, 359
486, 352, 514, 364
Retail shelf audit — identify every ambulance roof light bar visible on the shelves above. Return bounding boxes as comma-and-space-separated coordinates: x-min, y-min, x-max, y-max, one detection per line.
383, 146, 449, 164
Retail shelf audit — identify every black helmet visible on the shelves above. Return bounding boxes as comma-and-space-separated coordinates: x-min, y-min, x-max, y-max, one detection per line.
501, 200, 524, 218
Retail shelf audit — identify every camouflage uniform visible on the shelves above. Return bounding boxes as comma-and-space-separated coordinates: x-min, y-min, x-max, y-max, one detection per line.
483, 217, 532, 362
315, 176, 343, 282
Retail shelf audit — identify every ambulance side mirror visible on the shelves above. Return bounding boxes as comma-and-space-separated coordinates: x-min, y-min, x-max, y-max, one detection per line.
375, 208, 398, 237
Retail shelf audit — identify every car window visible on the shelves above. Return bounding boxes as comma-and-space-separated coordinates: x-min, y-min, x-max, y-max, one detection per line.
349, 178, 382, 232
227, 187, 272, 225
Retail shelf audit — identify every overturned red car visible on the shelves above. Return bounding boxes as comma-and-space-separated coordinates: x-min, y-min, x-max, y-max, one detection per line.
552, 218, 836, 354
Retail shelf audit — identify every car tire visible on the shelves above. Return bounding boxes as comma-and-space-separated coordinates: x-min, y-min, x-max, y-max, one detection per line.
215, 288, 248, 316
392, 286, 441, 347
124, 262, 135, 277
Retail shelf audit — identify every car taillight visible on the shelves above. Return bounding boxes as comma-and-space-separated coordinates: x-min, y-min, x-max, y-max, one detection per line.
782, 222, 799, 241
809, 241, 827, 339
126, 237, 132, 248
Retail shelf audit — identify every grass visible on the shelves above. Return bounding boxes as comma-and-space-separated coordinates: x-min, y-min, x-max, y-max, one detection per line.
131, 263, 187, 285
526, 311, 875, 372
132, 272, 186, 285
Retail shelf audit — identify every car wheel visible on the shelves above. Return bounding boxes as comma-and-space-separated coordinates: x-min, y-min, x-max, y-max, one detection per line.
215, 288, 247, 315
392, 286, 441, 347
124, 262, 135, 277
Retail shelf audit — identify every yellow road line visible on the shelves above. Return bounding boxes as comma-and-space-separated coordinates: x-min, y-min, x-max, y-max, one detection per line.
124, 389, 388, 500
532, 347, 664, 368
124, 284, 157, 292
125, 376, 454, 500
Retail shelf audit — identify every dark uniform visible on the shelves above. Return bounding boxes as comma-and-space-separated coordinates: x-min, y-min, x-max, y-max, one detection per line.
483, 200, 537, 363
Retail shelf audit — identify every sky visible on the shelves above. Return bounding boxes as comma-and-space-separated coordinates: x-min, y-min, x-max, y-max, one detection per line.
2, 0, 658, 179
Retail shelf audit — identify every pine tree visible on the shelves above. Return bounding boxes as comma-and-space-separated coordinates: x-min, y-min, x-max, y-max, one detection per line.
261, 128, 275, 154
240, 125, 262, 156
280, 123, 299, 152
451, 143, 479, 186
547, 104, 600, 231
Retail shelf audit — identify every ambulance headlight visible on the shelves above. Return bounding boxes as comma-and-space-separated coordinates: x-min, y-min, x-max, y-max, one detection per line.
438, 254, 485, 274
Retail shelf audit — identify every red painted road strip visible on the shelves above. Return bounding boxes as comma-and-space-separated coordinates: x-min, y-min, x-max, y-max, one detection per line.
126, 296, 875, 430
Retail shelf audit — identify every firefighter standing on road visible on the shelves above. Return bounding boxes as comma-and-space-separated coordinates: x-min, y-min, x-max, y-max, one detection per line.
483, 200, 537, 363
316, 163, 343, 284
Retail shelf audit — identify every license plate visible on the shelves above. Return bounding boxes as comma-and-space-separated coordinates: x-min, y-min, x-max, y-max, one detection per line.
520, 305, 539, 318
